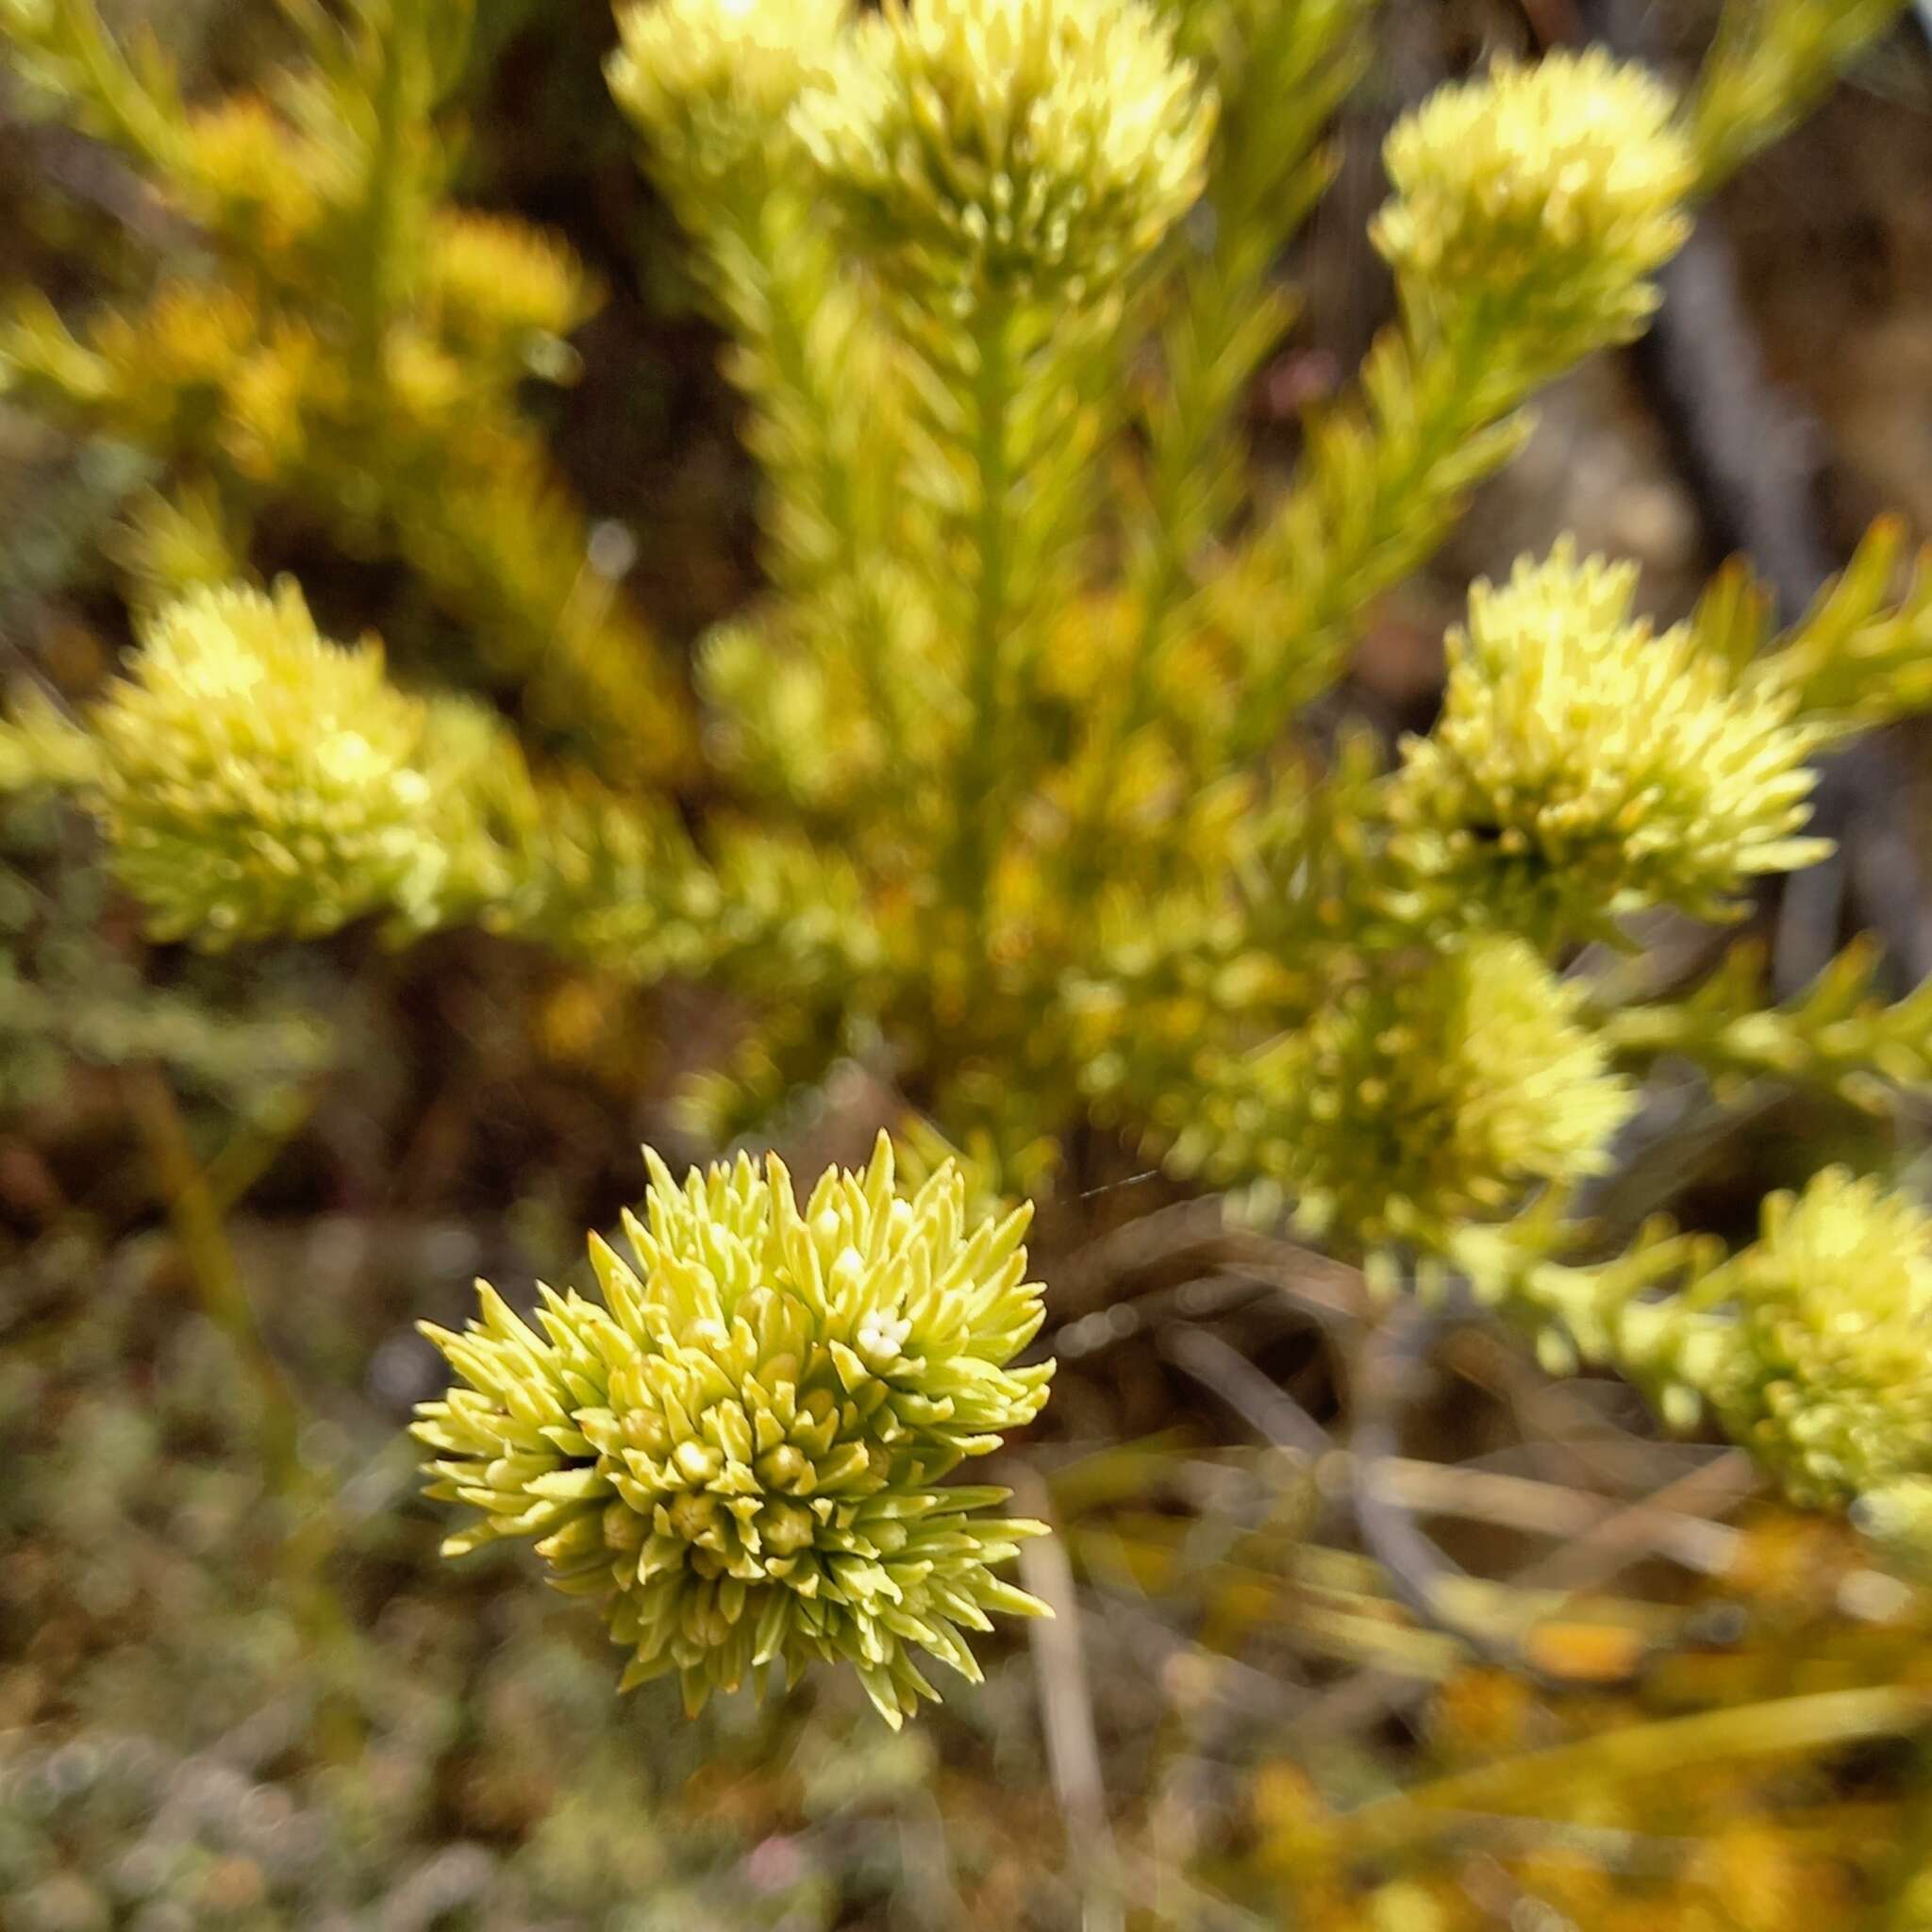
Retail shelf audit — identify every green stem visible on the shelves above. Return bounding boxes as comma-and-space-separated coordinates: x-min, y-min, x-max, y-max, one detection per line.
1224, 300, 1530, 761
127, 1067, 302, 1490
350, 0, 418, 386
949, 291, 1017, 932
1066, 256, 1283, 894
708, 192, 908, 786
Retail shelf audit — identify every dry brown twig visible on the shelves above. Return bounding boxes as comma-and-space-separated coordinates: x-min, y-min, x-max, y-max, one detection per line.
1014, 1466, 1126, 1932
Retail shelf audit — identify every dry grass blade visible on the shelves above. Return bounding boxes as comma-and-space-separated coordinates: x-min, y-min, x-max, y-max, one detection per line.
1329, 1684, 1932, 1862
1014, 1466, 1124, 1932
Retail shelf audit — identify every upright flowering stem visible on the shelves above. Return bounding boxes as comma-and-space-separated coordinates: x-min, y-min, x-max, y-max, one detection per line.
609, 0, 912, 794
953, 291, 1019, 932
347, 0, 441, 392
793, 0, 1215, 934
1211, 47, 1700, 757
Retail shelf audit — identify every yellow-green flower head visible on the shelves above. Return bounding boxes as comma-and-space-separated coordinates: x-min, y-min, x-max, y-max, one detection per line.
608, 0, 848, 192
1180, 937, 1633, 1255
1699, 1170, 1932, 1513
1390, 543, 1828, 937
1291, 937, 1632, 1252
92, 581, 439, 945
793, 0, 1215, 304
1373, 50, 1694, 354
414, 1134, 1055, 1726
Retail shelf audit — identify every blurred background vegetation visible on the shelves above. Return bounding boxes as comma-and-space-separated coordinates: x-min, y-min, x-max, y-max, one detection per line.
8, 3, 1932, 1927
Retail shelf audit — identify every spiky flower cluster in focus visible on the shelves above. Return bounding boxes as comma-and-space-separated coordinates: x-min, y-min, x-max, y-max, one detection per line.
794, 0, 1215, 302
1374, 49, 1695, 360
1390, 545, 1829, 936
414, 1135, 1055, 1725
91, 583, 443, 944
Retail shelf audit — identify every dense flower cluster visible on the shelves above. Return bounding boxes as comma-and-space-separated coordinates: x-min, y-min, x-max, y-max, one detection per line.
91, 583, 444, 944
1695, 1171, 1932, 1512
1374, 49, 1695, 361
415, 1136, 1055, 1724
175, 98, 327, 250
1172, 937, 1634, 1254
1390, 545, 1829, 937
608, 0, 847, 192
793, 0, 1215, 303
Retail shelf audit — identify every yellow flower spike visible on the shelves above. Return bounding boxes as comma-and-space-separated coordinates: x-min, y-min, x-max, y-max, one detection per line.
1374, 49, 1695, 364
1390, 541, 1831, 940
793, 0, 1216, 305
415, 1133, 1055, 1726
